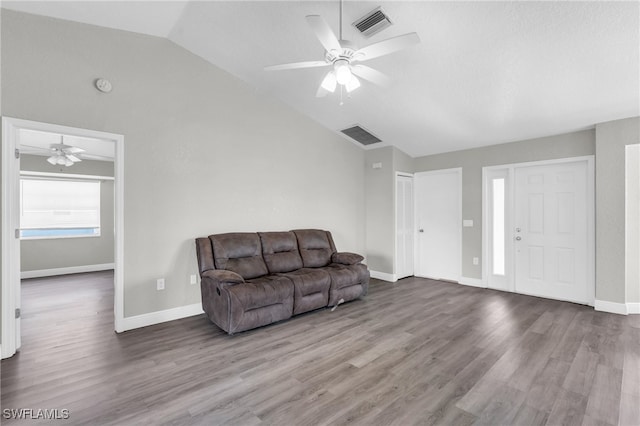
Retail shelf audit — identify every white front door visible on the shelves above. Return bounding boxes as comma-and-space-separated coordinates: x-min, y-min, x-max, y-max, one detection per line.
395, 174, 414, 279
414, 169, 461, 282
514, 160, 590, 304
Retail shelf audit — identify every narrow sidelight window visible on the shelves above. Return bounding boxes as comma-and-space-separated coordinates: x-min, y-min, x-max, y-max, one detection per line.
492, 178, 505, 275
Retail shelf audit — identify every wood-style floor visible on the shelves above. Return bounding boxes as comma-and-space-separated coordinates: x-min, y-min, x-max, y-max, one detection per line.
1, 272, 639, 426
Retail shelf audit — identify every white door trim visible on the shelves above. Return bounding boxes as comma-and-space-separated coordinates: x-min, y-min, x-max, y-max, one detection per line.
414, 167, 462, 282
2, 118, 21, 359
1, 117, 125, 359
395, 172, 414, 280
482, 155, 595, 305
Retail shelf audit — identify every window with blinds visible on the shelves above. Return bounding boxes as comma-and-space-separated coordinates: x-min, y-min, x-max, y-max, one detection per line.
20, 178, 101, 239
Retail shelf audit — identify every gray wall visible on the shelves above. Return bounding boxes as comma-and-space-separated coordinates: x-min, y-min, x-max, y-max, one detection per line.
20, 154, 115, 273
595, 117, 640, 304
365, 147, 394, 273
1, 10, 365, 317
368, 123, 639, 306
364, 146, 415, 275
412, 129, 595, 279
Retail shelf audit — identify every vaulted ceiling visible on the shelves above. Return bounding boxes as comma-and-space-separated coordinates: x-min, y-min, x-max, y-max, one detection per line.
3, 1, 639, 157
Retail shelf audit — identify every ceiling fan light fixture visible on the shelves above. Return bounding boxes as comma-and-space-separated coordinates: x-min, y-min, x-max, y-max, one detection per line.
321, 71, 337, 92
345, 75, 361, 93
334, 60, 352, 85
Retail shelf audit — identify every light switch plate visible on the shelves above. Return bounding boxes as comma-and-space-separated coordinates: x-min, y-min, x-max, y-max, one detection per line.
463, 219, 474, 227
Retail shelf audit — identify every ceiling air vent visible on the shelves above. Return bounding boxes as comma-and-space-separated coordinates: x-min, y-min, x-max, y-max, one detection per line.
341, 125, 382, 146
352, 7, 393, 38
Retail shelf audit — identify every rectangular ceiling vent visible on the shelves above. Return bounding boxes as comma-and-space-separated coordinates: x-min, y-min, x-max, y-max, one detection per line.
352, 7, 393, 38
341, 125, 382, 146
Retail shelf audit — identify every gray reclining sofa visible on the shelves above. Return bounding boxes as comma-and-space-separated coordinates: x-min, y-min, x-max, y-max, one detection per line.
195, 229, 369, 334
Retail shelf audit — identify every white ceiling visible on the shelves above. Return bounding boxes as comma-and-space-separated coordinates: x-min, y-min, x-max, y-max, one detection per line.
4, 1, 639, 157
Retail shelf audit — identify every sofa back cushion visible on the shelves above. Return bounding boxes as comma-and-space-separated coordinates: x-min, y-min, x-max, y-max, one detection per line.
259, 232, 304, 273
195, 237, 216, 276
293, 229, 336, 268
209, 233, 268, 279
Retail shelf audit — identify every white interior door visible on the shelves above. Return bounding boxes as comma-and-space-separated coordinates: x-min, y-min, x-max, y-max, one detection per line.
414, 169, 461, 281
395, 174, 414, 279
514, 161, 590, 304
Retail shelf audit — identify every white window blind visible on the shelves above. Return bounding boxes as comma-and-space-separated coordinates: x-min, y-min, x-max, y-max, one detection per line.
20, 178, 101, 239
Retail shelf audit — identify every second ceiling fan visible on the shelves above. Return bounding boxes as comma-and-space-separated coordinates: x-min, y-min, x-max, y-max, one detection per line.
265, 2, 420, 98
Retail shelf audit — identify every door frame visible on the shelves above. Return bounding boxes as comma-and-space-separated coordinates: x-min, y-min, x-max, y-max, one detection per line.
413, 167, 462, 282
482, 155, 595, 305
1, 117, 125, 359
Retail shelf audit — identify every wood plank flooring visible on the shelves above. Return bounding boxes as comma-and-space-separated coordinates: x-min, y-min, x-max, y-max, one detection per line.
2, 272, 639, 425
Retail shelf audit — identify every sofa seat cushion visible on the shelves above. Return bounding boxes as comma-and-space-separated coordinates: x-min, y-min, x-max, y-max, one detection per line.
259, 232, 304, 273
225, 275, 294, 333
277, 268, 331, 315
231, 275, 294, 311
210, 233, 269, 279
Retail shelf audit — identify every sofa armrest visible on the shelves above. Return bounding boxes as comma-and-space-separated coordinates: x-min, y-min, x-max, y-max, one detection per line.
201, 269, 245, 287
331, 252, 365, 265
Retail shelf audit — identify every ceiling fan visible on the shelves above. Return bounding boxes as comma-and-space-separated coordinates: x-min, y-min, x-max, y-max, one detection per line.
21, 136, 111, 167
45, 143, 85, 167
265, 1, 420, 99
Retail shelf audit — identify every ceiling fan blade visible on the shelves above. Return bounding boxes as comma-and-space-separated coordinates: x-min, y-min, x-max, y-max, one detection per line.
351, 65, 390, 87
79, 153, 113, 161
20, 148, 50, 155
65, 147, 85, 154
67, 154, 82, 163
354, 32, 420, 62
305, 15, 341, 54
265, 61, 329, 71
20, 144, 51, 152
51, 143, 85, 154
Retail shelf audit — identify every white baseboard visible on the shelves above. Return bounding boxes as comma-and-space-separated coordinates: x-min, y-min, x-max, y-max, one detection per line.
21, 263, 115, 279
120, 303, 204, 332
369, 270, 397, 282
627, 303, 640, 314
594, 299, 628, 315
459, 277, 486, 288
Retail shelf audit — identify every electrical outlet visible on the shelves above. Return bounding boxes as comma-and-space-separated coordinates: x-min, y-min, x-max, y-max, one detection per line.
156, 278, 165, 291
473, 257, 479, 266
190, 274, 197, 285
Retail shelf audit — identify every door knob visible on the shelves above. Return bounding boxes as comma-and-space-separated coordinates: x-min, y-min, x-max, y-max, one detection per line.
515, 236, 522, 241
418, 229, 424, 233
